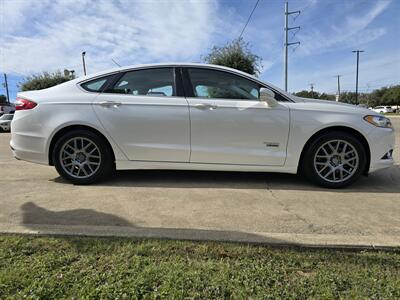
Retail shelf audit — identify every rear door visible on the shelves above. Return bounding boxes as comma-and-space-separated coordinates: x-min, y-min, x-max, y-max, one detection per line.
183, 67, 290, 166
92, 67, 190, 162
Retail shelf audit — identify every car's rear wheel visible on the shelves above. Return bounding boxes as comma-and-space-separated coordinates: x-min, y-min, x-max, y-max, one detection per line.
303, 131, 367, 188
53, 129, 114, 184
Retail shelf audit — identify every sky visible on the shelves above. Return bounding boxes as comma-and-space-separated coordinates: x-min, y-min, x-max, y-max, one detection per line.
1, 0, 399, 102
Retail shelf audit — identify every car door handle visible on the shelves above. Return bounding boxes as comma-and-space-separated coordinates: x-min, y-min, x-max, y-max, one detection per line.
193, 103, 218, 110
98, 101, 122, 107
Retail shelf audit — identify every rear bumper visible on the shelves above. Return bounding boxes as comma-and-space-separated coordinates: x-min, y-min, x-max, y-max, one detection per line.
10, 132, 49, 165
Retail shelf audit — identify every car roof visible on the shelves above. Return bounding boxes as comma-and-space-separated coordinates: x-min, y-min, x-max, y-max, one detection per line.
78, 63, 258, 82
74, 62, 290, 98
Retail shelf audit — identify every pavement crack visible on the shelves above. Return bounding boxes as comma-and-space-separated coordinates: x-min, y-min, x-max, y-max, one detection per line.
265, 180, 312, 228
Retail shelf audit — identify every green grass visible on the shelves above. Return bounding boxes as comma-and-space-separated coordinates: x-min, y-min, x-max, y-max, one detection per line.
0, 235, 399, 299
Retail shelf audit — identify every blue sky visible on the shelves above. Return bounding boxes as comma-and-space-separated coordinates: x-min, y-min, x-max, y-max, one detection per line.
1, 0, 399, 102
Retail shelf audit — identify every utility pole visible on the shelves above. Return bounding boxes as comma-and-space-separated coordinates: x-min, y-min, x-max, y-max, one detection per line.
284, 1, 300, 92
335, 75, 342, 102
352, 50, 364, 104
309, 83, 315, 98
3, 74, 10, 104
82, 51, 87, 76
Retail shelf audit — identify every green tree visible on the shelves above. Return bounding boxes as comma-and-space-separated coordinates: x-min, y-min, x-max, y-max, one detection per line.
381, 85, 400, 107
294, 90, 319, 99
319, 93, 335, 101
20, 70, 75, 91
204, 38, 262, 76
294, 90, 335, 101
0, 94, 7, 104
338, 92, 366, 105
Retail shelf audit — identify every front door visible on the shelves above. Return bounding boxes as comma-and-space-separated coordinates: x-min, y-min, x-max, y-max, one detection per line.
93, 67, 190, 162
184, 67, 290, 166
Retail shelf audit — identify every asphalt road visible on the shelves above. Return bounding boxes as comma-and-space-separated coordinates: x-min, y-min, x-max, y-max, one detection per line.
1, 117, 399, 248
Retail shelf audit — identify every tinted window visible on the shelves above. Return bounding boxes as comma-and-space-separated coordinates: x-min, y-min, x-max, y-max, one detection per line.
187, 68, 261, 100
104, 68, 174, 97
0, 114, 13, 120
81, 77, 109, 92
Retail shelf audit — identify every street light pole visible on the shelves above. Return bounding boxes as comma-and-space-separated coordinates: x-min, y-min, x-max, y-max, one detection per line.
352, 50, 364, 104
82, 51, 87, 76
3, 74, 10, 104
335, 75, 342, 102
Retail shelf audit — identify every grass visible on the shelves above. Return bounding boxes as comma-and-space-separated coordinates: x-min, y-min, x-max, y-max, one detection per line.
0, 235, 399, 299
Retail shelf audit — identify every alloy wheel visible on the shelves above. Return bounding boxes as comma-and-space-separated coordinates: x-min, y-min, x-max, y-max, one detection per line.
313, 139, 359, 183
59, 137, 102, 179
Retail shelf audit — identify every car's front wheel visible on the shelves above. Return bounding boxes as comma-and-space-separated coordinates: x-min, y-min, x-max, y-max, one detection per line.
53, 129, 114, 184
303, 131, 367, 188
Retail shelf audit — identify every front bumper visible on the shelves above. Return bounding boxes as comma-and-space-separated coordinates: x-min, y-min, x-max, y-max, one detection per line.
368, 127, 395, 173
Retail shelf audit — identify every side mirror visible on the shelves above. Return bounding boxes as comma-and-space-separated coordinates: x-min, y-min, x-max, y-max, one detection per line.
260, 88, 279, 107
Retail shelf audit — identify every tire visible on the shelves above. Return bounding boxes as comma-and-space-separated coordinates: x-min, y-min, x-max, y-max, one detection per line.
302, 131, 367, 188
52, 129, 114, 184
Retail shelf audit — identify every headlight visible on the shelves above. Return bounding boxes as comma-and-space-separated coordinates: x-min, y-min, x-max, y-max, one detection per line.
364, 115, 392, 128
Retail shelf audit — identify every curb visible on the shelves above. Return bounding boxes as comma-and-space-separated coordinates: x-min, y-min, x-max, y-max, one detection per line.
1, 223, 399, 251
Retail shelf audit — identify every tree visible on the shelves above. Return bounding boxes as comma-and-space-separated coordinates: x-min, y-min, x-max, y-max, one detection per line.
204, 38, 262, 76
293, 90, 335, 101
293, 85, 400, 107
0, 94, 6, 104
20, 70, 75, 91
319, 93, 335, 101
294, 90, 317, 99
381, 85, 400, 107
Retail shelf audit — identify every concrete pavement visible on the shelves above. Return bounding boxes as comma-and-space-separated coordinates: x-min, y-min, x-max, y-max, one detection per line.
0, 118, 399, 248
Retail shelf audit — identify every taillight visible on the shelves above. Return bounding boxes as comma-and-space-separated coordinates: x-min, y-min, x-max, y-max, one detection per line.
15, 97, 37, 110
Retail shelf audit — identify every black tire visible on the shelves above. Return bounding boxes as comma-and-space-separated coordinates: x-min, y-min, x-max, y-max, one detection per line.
302, 131, 367, 188
52, 129, 114, 184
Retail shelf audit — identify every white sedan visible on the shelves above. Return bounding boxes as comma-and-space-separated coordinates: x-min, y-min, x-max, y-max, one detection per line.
10, 63, 395, 188
0, 113, 14, 131
371, 106, 393, 114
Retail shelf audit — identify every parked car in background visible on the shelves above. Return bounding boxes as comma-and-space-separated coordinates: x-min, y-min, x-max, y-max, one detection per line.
0, 103, 15, 116
371, 106, 393, 114
0, 114, 14, 132
10, 63, 395, 188
391, 106, 399, 113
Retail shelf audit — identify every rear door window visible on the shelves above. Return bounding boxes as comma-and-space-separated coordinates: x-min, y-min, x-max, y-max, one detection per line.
104, 68, 175, 97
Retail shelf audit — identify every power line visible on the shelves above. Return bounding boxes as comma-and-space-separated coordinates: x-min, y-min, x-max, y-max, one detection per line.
238, 0, 260, 39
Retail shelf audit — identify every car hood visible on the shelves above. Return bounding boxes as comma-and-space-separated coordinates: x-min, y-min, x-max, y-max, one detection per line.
289, 96, 375, 116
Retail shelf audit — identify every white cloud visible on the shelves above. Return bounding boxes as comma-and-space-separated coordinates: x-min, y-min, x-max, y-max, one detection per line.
0, 0, 230, 75
345, 0, 391, 32
297, 0, 391, 56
